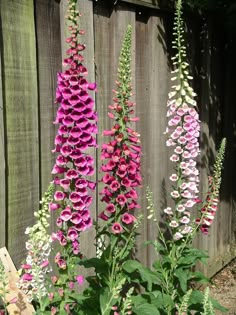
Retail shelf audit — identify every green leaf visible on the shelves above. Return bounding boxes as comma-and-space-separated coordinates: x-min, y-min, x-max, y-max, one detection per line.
132, 294, 149, 307
68, 293, 89, 302
210, 297, 228, 313
152, 259, 161, 270
161, 255, 172, 267
189, 290, 204, 304
149, 291, 165, 308
188, 289, 228, 313
178, 248, 208, 267
99, 288, 109, 312
100, 288, 118, 315
174, 268, 188, 292
59, 308, 68, 315
162, 293, 175, 309
123, 260, 161, 291
191, 271, 210, 284
152, 260, 167, 279
79, 296, 100, 315
145, 240, 166, 253
133, 303, 160, 315
140, 268, 160, 291
178, 255, 198, 266
79, 257, 107, 273
122, 260, 143, 273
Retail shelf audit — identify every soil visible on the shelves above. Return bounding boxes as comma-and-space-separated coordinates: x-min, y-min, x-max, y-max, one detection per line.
209, 258, 236, 314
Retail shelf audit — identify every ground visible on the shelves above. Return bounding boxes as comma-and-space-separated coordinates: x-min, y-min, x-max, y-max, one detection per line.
210, 258, 236, 314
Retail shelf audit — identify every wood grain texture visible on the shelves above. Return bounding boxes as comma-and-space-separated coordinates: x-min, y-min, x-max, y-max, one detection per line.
94, 1, 136, 154
0, 0, 39, 267
135, 13, 172, 266
34, 0, 61, 193
122, 0, 159, 9
0, 42, 6, 247
59, 0, 97, 259
77, 0, 97, 259
94, 0, 136, 255
195, 18, 236, 277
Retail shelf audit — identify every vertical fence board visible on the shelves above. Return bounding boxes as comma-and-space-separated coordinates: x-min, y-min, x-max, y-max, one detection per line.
94, 2, 136, 151
94, 1, 136, 255
135, 13, 171, 266
0, 0, 39, 266
78, 0, 97, 259
222, 28, 236, 262
59, 0, 97, 259
35, 0, 61, 193
0, 39, 5, 247
195, 19, 220, 275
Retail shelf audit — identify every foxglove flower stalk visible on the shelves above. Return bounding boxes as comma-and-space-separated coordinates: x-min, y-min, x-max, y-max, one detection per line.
99, 25, 142, 233
164, 0, 200, 240
196, 138, 226, 234
17, 184, 54, 302
51, 0, 97, 267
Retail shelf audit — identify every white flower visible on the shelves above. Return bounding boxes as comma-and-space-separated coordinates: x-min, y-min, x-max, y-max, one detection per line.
174, 232, 183, 240
181, 190, 192, 199
182, 226, 193, 234
169, 174, 178, 182
25, 227, 31, 235
171, 190, 180, 198
174, 146, 183, 154
177, 204, 185, 212
180, 216, 190, 224
166, 139, 175, 146
164, 207, 173, 215
185, 199, 196, 208
170, 154, 179, 162
169, 220, 179, 228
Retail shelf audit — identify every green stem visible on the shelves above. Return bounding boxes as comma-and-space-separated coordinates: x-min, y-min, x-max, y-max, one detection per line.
101, 294, 114, 315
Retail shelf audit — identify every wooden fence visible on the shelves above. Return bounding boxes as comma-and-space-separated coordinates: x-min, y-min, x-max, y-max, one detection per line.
0, 0, 235, 277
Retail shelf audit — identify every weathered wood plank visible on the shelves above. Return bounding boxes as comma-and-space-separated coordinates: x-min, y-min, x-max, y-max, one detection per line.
188, 16, 236, 277
122, 0, 159, 9
193, 18, 219, 276
34, 0, 61, 193
59, 0, 97, 259
0, 38, 6, 248
94, 2, 136, 253
76, 0, 97, 259
0, 0, 39, 267
135, 13, 172, 266
94, 2, 136, 151
60, 0, 69, 63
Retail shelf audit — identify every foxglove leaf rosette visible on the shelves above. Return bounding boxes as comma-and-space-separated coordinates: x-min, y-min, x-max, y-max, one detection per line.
99, 25, 142, 234
164, 0, 201, 240
51, 0, 97, 264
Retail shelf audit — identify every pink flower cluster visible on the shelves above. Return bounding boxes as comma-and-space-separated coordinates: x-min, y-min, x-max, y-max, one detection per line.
99, 91, 142, 233
165, 98, 201, 240
17, 240, 51, 302
51, 3, 97, 265
195, 176, 218, 235
47, 274, 84, 314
